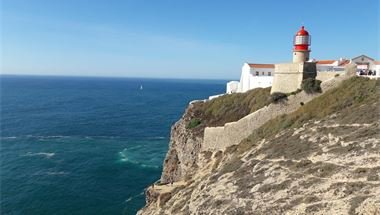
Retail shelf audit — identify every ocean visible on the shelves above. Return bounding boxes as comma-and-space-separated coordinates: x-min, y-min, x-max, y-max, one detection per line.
0, 75, 225, 215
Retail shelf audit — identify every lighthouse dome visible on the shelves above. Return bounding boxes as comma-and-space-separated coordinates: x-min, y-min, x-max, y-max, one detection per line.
296, 26, 309, 36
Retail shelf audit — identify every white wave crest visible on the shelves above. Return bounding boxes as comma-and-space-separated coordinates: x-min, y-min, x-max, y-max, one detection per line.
118, 150, 160, 169
46, 171, 68, 175
146, 136, 166, 140
125, 192, 144, 202
22, 152, 55, 158
32, 170, 68, 176
1, 136, 17, 140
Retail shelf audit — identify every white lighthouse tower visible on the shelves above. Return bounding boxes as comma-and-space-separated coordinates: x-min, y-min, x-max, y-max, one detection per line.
293, 26, 311, 63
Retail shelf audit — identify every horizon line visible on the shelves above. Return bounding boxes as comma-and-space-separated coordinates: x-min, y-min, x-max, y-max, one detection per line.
0, 73, 234, 82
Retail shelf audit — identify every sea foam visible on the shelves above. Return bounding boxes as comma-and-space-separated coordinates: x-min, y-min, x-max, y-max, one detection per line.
22, 152, 55, 158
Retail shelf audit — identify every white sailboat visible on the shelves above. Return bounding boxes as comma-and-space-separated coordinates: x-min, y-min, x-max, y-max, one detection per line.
140, 85, 143, 90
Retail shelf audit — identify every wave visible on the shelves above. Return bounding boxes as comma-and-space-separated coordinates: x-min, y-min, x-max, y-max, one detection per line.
22, 152, 55, 158
1, 136, 17, 140
118, 150, 161, 169
2, 135, 167, 141
146, 136, 166, 140
46, 171, 68, 175
2, 135, 71, 140
2, 135, 128, 140
32, 170, 68, 176
125, 192, 144, 202
26, 135, 69, 139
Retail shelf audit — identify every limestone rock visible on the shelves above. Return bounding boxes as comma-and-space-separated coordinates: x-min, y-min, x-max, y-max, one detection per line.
138, 76, 380, 215
160, 103, 204, 184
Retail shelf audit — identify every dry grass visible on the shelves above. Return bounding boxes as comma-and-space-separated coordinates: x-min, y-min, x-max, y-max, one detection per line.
245, 77, 379, 144
187, 87, 271, 136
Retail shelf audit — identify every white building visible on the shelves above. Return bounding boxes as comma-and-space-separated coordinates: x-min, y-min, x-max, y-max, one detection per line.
312, 58, 350, 72
226, 55, 379, 94
226, 81, 239, 94
226, 63, 274, 94
351, 55, 380, 76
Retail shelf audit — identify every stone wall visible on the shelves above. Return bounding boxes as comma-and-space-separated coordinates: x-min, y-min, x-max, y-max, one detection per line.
271, 63, 301, 93
316, 71, 342, 82
202, 92, 315, 151
270, 62, 317, 94
202, 64, 356, 152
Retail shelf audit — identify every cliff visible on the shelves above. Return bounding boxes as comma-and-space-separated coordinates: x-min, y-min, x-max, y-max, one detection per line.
138, 72, 380, 214
160, 87, 271, 183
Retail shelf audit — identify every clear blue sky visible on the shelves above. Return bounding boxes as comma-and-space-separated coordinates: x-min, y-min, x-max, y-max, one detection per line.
1, 0, 379, 79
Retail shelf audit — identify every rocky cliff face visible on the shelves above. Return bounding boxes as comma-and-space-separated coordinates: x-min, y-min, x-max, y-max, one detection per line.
160, 87, 271, 184
160, 103, 204, 184
139, 76, 380, 215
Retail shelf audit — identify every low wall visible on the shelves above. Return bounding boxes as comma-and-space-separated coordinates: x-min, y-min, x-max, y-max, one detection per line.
203, 92, 315, 151
202, 65, 356, 151
316, 71, 343, 82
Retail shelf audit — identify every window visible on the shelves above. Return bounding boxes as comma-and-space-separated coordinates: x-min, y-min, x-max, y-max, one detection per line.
268, 72, 271, 76
256, 71, 259, 76
262, 72, 264, 75
294, 35, 310, 45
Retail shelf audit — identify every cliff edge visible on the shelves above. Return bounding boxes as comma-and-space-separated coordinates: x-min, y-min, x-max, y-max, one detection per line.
138, 73, 380, 215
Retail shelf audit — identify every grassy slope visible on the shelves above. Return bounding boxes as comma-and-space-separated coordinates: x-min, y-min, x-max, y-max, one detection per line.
188, 87, 271, 135
236, 76, 380, 153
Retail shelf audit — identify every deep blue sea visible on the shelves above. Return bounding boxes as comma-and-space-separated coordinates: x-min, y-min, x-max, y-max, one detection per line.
0, 75, 225, 215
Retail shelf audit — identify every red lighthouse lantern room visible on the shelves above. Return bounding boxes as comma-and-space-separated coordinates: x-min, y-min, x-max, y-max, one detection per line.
293, 26, 311, 63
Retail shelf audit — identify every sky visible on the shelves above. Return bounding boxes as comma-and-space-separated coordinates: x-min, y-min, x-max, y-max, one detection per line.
1, 0, 379, 79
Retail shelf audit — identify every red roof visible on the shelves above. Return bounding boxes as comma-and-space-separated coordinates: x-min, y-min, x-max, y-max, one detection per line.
296, 26, 309, 36
316, 60, 336, 65
338, 60, 350, 66
248, 63, 274, 69
374, 61, 380, 65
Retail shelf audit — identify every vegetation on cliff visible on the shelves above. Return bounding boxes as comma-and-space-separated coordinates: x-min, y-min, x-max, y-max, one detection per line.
242, 76, 379, 146
187, 87, 271, 134
301, 78, 322, 94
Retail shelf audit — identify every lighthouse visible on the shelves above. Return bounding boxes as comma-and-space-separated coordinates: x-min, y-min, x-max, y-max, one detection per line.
271, 25, 317, 94
293, 26, 311, 63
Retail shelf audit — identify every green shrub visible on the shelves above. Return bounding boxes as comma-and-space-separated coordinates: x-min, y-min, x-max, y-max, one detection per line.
269, 92, 288, 103
302, 78, 322, 94
187, 118, 201, 129
335, 74, 340, 77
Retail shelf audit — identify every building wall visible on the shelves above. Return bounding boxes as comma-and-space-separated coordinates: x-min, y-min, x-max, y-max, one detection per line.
369, 65, 380, 74
237, 64, 274, 93
271, 63, 303, 93
248, 76, 273, 89
317, 65, 335, 72
271, 62, 316, 94
226, 81, 239, 94
375, 65, 380, 75
238, 64, 251, 92
316, 71, 342, 82
250, 68, 274, 76
293, 51, 310, 63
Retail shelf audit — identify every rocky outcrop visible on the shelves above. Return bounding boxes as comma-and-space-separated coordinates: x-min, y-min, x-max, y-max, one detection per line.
160, 104, 204, 184
140, 110, 380, 214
